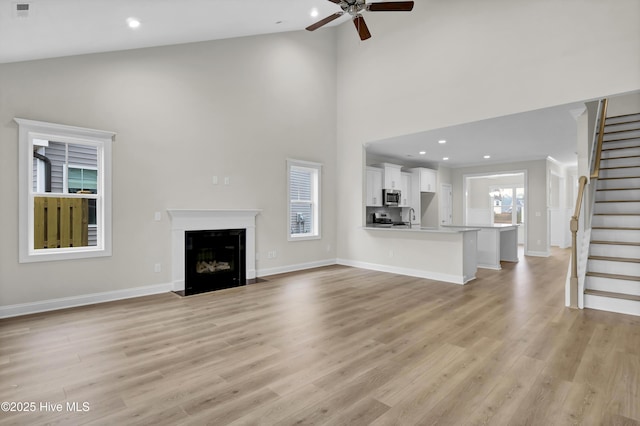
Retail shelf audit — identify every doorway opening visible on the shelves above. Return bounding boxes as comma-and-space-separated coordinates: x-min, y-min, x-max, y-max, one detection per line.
464, 172, 527, 248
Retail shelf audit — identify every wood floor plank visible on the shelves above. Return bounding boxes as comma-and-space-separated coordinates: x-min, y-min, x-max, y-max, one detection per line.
1, 247, 640, 425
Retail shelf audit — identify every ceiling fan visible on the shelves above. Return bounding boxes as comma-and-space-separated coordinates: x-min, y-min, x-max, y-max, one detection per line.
306, 0, 414, 41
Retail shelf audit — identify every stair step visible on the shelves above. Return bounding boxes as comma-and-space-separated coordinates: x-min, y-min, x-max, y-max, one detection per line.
600, 153, 640, 160
596, 177, 640, 189
601, 149, 640, 162
593, 201, 640, 214
603, 129, 640, 141
586, 271, 640, 282
584, 289, 640, 301
591, 240, 640, 246
587, 257, 640, 276
599, 157, 640, 168
605, 112, 640, 124
594, 188, 640, 202
605, 118, 640, 127
590, 241, 640, 258
601, 138, 640, 149
592, 226, 640, 230
586, 275, 640, 296
584, 290, 640, 316
591, 214, 640, 228
585, 289, 640, 301
591, 228, 640, 243
589, 255, 640, 263
598, 166, 640, 178
602, 145, 640, 153
601, 128, 640, 136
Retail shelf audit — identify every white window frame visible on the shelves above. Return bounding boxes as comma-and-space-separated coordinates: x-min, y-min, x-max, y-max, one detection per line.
14, 118, 115, 263
287, 159, 321, 241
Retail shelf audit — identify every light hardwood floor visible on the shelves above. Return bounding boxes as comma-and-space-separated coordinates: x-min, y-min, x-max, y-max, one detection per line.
1, 248, 639, 425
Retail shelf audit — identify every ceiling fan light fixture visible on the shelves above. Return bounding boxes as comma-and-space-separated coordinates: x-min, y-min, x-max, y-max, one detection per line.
310, 8, 319, 18
306, 0, 414, 40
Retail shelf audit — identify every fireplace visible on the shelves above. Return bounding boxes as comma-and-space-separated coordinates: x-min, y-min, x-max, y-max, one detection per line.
185, 229, 245, 295
167, 209, 260, 294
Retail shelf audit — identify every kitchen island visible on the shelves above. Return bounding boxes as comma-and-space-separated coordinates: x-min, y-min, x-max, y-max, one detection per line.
362, 226, 480, 284
444, 224, 518, 270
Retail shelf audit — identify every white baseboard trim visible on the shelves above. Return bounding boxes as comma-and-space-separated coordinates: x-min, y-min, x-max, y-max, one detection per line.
336, 258, 469, 285
257, 259, 337, 278
478, 264, 502, 270
0, 282, 173, 319
525, 250, 551, 257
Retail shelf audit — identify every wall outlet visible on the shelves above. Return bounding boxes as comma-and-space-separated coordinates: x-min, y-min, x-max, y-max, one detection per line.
267, 250, 277, 259
154, 263, 161, 273
154, 211, 161, 221
326, 244, 331, 252
212, 176, 218, 185
224, 176, 230, 185
389, 249, 394, 258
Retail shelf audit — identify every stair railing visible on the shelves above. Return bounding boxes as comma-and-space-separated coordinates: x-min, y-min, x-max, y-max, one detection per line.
591, 98, 609, 179
569, 98, 608, 308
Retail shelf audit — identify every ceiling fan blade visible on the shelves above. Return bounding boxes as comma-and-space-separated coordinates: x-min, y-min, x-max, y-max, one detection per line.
353, 15, 372, 40
306, 12, 344, 31
367, 1, 414, 12
327, 0, 342, 3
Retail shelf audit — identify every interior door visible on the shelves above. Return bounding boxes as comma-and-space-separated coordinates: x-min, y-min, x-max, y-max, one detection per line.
440, 183, 452, 225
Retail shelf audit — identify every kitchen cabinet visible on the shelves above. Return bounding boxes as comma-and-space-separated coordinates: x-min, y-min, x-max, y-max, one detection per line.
400, 172, 412, 207
366, 167, 383, 206
382, 163, 402, 190
410, 167, 437, 193
373, 163, 402, 190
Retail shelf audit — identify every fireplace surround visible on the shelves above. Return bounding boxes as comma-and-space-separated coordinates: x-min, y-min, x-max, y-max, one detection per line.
167, 209, 260, 294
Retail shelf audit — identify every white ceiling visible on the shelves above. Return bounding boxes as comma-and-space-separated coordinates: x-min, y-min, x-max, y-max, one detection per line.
0, 1, 590, 168
366, 102, 587, 168
0, 0, 350, 64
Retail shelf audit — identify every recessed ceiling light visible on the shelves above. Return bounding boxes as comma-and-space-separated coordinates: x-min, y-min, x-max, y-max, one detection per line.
438, 140, 447, 144
419, 151, 426, 155
443, 157, 449, 161
127, 17, 141, 29
310, 8, 319, 17
484, 155, 491, 159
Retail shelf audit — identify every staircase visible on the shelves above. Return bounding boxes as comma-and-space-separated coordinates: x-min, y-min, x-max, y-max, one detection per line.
584, 112, 640, 316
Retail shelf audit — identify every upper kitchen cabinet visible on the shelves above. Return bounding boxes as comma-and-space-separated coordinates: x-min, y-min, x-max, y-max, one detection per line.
375, 163, 402, 190
410, 167, 437, 193
366, 167, 383, 207
400, 172, 412, 207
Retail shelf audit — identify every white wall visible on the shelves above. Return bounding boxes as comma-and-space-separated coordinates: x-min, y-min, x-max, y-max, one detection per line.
0, 31, 337, 308
336, 0, 640, 267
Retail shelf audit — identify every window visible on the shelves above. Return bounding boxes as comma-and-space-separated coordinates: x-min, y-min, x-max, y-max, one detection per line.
490, 186, 525, 226
287, 159, 321, 240
15, 118, 115, 263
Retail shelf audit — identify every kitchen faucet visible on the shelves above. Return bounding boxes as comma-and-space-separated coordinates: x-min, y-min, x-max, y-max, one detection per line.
409, 207, 416, 229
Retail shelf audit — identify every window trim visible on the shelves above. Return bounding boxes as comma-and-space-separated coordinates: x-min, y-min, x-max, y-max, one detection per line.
15, 118, 115, 263
287, 159, 322, 242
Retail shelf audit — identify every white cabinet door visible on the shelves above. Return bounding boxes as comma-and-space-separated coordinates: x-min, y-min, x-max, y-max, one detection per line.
420, 168, 437, 193
384, 164, 402, 190
400, 172, 412, 207
366, 167, 383, 206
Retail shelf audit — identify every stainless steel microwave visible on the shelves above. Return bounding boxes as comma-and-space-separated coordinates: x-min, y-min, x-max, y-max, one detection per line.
383, 189, 401, 206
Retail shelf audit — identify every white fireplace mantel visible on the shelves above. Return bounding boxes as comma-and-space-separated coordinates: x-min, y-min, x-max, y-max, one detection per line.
167, 209, 261, 292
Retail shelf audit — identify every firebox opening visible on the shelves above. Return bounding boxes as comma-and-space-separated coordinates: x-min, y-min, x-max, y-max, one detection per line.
184, 229, 246, 296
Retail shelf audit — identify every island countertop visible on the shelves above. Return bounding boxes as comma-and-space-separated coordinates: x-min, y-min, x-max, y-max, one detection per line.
363, 225, 480, 234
